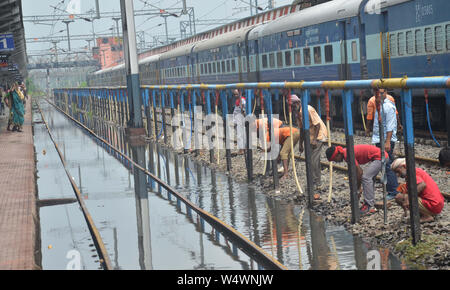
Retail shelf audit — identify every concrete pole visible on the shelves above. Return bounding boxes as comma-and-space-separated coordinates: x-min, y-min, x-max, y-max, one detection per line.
120, 0, 143, 129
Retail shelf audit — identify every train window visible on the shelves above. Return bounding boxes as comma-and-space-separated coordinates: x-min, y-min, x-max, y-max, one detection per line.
351, 41, 358, 61
397, 32, 405, 56
208, 63, 212, 74
242, 56, 247, 72
222, 61, 226, 73
227, 60, 231, 73
269, 53, 275, 68
231, 59, 236, 72
216, 62, 221, 73
262, 54, 268, 69
425, 27, 433, 52
324, 45, 333, 63
249, 56, 254, 71
435, 26, 443, 51
415, 29, 424, 53
389, 34, 396, 57
313, 46, 322, 64
277, 52, 283, 68
285, 51, 292, 66
406, 31, 414, 54
447, 25, 450, 50
212, 62, 216, 74
303, 48, 311, 66
294, 49, 301, 65
201, 64, 204, 75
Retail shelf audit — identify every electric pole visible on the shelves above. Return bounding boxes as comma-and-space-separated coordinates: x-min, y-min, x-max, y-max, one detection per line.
120, 0, 143, 129
112, 17, 121, 40
62, 20, 74, 51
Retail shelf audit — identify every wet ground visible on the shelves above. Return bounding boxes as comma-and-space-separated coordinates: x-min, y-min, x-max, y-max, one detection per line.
33, 99, 410, 270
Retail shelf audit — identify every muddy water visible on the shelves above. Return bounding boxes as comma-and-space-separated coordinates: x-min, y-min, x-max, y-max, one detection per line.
34, 100, 406, 270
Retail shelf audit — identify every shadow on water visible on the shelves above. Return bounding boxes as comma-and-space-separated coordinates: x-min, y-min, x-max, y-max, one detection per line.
35, 100, 407, 270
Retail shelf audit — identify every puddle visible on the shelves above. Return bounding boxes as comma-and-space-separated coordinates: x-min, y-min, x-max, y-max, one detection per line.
34, 100, 407, 270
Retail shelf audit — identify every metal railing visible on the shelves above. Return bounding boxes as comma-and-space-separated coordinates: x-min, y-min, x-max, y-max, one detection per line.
54, 76, 450, 246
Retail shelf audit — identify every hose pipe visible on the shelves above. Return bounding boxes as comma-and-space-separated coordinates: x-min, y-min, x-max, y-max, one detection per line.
325, 90, 334, 203
288, 89, 303, 195
424, 89, 441, 147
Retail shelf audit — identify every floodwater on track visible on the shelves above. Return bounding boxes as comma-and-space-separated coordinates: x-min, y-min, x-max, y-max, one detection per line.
33, 100, 407, 270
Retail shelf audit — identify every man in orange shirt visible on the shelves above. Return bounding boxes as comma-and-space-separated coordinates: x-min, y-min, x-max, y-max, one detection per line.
290, 95, 328, 192
256, 118, 300, 179
366, 89, 402, 136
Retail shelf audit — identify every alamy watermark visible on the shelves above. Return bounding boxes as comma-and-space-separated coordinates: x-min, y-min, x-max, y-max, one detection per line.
169, 108, 281, 161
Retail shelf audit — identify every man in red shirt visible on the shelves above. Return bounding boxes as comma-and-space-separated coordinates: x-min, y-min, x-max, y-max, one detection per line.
391, 158, 444, 222
326, 144, 389, 215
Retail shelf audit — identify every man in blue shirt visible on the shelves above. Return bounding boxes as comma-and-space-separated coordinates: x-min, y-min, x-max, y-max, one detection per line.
371, 89, 399, 199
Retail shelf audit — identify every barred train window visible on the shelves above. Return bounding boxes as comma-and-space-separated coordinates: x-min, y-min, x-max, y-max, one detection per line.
208, 63, 212, 74
415, 29, 424, 53
262, 54, 268, 69
397, 32, 405, 56
277, 52, 283, 68
227, 60, 231, 73
351, 41, 358, 61
222, 61, 226, 73
216, 62, 220, 73
313, 46, 322, 64
425, 28, 433, 52
285, 51, 292, 66
324, 45, 333, 63
242, 56, 247, 72
435, 26, 443, 51
269, 53, 275, 68
294, 49, 301, 65
389, 34, 397, 56
447, 25, 450, 50
303, 48, 311, 66
231, 59, 236, 72
212, 62, 216, 74
406, 31, 414, 54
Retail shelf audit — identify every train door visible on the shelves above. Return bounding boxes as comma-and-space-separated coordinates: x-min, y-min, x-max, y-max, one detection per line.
338, 21, 350, 80
379, 11, 391, 78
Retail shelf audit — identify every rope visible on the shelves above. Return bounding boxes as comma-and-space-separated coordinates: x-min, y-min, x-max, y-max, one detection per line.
288, 89, 303, 195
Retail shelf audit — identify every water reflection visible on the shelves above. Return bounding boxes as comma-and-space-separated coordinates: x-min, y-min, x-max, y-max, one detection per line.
40, 98, 408, 270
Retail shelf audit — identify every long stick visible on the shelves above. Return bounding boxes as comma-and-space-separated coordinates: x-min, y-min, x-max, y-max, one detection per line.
215, 90, 220, 165
260, 90, 268, 175
325, 90, 334, 203
376, 90, 388, 224
288, 89, 303, 195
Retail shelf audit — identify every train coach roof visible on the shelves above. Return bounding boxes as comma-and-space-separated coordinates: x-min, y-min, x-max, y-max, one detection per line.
160, 41, 204, 61
258, 0, 363, 37
364, 0, 412, 13
193, 25, 257, 53
139, 54, 161, 64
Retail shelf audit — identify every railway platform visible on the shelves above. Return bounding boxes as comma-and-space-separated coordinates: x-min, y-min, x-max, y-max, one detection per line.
0, 99, 39, 270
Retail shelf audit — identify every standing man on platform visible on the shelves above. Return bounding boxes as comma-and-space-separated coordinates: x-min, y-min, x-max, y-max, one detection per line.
371, 89, 399, 200
291, 94, 328, 194
232, 89, 246, 155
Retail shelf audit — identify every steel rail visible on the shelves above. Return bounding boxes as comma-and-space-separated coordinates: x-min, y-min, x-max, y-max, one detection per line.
35, 101, 113, 270
45, 98, 288, 270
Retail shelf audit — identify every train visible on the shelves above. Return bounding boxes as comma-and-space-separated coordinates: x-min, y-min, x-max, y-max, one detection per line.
88, 0, 450, 134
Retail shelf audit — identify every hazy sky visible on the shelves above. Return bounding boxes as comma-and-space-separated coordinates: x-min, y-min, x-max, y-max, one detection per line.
23, 0, 293, 60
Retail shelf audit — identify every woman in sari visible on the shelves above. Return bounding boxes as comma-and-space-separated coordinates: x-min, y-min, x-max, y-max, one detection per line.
10, 83, 25, 132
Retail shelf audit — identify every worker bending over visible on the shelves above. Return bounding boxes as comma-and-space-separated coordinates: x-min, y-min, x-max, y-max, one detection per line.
326, 144, 390, 215
391, 158, 444, 222
256, 117, 299, 179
